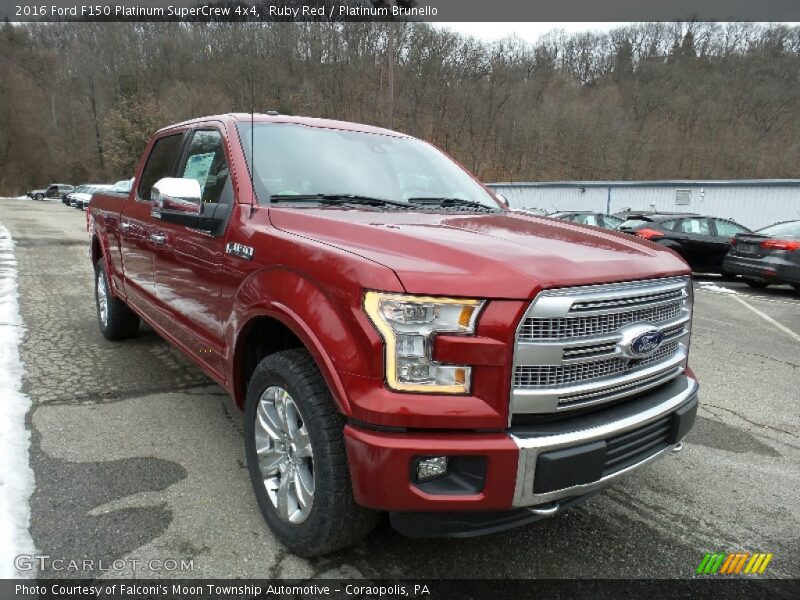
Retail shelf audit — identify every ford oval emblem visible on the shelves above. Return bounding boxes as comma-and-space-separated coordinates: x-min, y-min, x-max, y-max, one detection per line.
618, 324, 664, 359
630, 330, 664, 356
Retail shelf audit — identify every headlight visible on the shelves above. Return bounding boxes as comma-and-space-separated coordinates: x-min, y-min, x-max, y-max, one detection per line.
363, 291, 484, 394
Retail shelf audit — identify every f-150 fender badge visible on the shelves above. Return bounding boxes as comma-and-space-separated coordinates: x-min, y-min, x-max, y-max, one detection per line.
226, 242, 254, 260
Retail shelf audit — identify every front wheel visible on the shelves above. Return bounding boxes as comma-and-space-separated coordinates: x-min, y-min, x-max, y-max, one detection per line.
34, 193, 43, 201
95, 261, 140, 340
244, 349, 378, 557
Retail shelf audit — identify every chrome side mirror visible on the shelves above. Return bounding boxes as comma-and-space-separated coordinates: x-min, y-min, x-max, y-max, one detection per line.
152, 178, 202, 217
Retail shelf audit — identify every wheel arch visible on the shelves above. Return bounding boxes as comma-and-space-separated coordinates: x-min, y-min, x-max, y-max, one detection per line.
227, 266, 386, 415
91, 234, 103, 267
231, 308, 353, 417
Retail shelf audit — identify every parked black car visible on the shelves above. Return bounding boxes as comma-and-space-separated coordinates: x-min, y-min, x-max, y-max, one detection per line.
617, 212, 751, 273
28, 183, 73, 201
723, 220, 800, 292
549, 211, 624, 230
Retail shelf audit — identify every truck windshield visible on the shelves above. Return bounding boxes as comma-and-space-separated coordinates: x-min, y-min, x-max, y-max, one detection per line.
238, 122, 499, 209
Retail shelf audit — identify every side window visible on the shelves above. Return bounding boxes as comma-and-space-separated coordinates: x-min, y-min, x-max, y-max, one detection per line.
575, 214, 600, 226
714, 219, 748, 237
180, 129, 232, 205
658, 219, 678, 231
677, 218, 710, 235
137, 133, 184, 201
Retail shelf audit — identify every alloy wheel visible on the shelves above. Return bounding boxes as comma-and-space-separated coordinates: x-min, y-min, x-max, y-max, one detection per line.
97, 269, 109, 327
254, 386, 315, 524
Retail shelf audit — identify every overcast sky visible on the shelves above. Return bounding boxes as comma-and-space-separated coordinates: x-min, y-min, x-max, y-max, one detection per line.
436, 22, 624, 42
438, 22, 800, 43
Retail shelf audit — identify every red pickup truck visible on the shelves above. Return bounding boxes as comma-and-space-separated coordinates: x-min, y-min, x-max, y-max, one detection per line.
89, 113, 698, 556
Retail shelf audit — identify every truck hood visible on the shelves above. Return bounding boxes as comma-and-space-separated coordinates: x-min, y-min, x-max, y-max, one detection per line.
269, 208, 690, 298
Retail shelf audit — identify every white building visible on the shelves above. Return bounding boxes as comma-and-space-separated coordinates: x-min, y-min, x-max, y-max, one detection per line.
487, 180, 800, 230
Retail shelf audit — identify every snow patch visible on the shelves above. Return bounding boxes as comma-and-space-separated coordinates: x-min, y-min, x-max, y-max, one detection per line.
697, 282, 740, 295
0, 223, 36, 578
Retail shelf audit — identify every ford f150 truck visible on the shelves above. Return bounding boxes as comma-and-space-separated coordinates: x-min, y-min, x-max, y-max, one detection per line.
89, 113, 698, 556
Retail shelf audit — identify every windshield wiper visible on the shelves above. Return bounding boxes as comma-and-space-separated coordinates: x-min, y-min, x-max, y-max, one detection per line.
270, 193, 413, 209
408, 197, 501, 211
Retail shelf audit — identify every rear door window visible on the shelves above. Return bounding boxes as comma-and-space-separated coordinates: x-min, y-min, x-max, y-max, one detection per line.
677, 218, 711, 235
574, 214, 601, 226
137, 133, 185, 201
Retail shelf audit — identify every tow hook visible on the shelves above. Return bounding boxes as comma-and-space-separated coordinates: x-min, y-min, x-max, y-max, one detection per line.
528, 503, 560, 517
672, 442, 684, 452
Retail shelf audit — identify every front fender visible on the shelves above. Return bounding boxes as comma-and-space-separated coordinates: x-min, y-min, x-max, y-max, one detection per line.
227, 267, 398, 414
90, 215, 120, 297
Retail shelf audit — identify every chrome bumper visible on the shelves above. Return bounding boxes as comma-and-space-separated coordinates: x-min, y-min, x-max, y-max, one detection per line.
510, 375, 698, 508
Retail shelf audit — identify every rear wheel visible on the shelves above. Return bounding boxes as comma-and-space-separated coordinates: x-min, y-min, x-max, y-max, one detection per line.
95, 261, 139, 340
793, 284, 800, 296
743, 278, 769, 289
244, 349, 378, 556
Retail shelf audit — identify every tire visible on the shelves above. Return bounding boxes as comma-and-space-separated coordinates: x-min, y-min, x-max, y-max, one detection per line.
793, 284, 800, 296
34, 193, 43, 201
244, 348, 378, 556
743, 278, 769, 289
94, 260, 139, 340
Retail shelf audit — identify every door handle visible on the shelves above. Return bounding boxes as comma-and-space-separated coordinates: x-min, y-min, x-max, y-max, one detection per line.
120, 222, 132, 232
150, 234, 167, 245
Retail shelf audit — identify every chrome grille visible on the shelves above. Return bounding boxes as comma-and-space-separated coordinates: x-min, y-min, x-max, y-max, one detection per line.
511, 277, 692, 415
514, 342, 679, 388
520, 301, 682, 341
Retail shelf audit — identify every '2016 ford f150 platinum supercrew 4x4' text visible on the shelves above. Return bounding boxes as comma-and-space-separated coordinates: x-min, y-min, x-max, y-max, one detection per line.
88, 114, 698, 556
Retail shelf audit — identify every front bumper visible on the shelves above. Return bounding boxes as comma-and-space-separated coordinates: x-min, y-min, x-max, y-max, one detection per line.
344, 375, 698, 532
724, 254, 800, 285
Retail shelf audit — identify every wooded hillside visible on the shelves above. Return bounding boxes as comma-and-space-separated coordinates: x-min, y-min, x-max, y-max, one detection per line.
1, 21, 799, 195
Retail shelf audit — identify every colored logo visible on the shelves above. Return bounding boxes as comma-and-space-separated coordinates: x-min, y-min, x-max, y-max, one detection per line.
618, 324, 664, 358
630, 330, 663, 355
696, 552, 773, 575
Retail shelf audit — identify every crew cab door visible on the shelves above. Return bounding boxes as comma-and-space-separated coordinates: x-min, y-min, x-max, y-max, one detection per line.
120, 131, 186, 316
672, 217, 717, 271
150, 127, 237, 379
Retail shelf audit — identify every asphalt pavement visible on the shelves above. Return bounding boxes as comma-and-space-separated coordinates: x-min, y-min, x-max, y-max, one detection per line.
1, 197, 798, 579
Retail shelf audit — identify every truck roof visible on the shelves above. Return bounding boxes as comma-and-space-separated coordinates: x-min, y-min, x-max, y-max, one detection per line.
158, 113, 407, 138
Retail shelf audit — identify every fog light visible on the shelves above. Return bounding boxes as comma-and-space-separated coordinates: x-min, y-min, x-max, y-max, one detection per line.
416, 456, 448, 481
